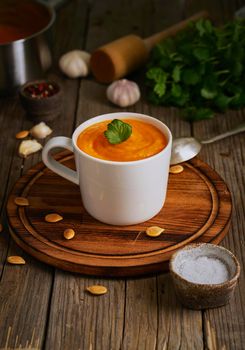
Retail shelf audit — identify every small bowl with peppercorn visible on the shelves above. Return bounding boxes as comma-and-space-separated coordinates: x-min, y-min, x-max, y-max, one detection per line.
19, 79, 62, 121
169, 243, 240, 310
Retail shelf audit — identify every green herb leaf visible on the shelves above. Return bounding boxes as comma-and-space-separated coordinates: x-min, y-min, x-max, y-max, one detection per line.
104, 119, 132, 145
174, 91, 190, 106
194, 108, 214, 120
204, 19, 213, 34
201, 87, 217, 99
146, 68, 168, 97
193, 47, 210, 61
172, 65, 182, 82
232, 61, 243, 77
214, 93, 231, 110
145, 18, 245, 120
171, 83, 182, 97
195, 19, 206, 36
182, 68, 200, 85
183, 107, 214, 121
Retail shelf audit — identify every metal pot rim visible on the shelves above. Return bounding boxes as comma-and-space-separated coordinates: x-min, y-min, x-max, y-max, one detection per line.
0, 0, 56, 46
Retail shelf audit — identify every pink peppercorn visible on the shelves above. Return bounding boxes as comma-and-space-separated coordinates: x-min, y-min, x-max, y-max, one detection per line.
24, 82, 59, 99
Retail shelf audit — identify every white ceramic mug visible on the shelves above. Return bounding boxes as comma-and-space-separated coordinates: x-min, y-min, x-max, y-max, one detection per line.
42, 112, 172, 225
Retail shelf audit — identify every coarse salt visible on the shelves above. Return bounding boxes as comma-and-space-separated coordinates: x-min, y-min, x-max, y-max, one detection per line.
178, 255, 230, 284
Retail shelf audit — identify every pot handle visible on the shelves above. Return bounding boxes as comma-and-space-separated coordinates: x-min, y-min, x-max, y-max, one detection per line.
42, 136, 79, 185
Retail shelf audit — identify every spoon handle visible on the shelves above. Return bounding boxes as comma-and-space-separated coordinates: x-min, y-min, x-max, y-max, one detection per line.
201, 123, 245, 144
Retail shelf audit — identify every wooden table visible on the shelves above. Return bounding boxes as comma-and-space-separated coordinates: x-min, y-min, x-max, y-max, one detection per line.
0, 0, 244, 349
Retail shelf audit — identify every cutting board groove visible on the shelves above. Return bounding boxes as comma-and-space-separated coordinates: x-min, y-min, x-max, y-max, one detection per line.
6, 152, 232, 276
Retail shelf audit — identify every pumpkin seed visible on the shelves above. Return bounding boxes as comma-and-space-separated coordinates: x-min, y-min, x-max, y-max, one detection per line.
64, 228, 75, 240
15, 130, 29, 139
45, 213, 63, 223
169, 165, 184, 174
86, 285, 107, 295
146, 226, 165, 237
7, 256, 26, 265
14, 197, 29, 206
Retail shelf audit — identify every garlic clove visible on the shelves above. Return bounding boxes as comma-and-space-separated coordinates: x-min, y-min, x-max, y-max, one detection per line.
106, 79, 140, 107
19, 140, 42, 158
30, 122, 52, 139
59, 50, 91, 78
119, 93, 130, 107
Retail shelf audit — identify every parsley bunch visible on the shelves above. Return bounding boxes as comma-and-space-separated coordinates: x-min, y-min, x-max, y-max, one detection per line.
146, 19, 245, 120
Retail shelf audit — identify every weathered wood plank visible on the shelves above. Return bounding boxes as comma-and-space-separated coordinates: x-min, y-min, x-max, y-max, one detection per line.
156, 274, 203, 349
44, 1, 128, 348
0, 106, 54, 349
0, 61, 48, 350
121, 277, 158, 350
144, 2, 203, 349
0, 244, 53, 349
0, 0, 243, 349
185, 0, 242, 23
185, 1, 245, 349
0, 98, 24, 270
65, 1, 201, 349
45, 271, 125, 350
0, 0, 88, 348
199, 115, 245, 350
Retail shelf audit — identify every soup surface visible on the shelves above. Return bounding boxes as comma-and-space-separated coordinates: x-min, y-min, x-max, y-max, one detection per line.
77, 119, 167, 161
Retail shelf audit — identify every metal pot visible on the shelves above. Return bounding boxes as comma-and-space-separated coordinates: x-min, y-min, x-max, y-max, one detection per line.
0, 0, 56, 95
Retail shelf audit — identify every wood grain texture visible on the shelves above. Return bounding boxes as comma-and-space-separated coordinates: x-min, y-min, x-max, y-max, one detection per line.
7, 153, 232, 276
0, 98, 24, 271
0, 0, 244, 349
0, 59, 53, 350
121, 277, 158, 350
186, 2, 245, 350
48, 1, 206, 349
156, 274, 203, 349
0, 0, 89, 348
45, 270, 125, 350
44, 1, 196, 349
44, 1, 131, 348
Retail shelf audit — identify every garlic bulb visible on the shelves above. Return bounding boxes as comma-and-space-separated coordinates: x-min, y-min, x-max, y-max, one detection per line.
59, 50, 91, 78
106, 79, 140, 107
19, 140, 42, 158
30, 122, 52, 139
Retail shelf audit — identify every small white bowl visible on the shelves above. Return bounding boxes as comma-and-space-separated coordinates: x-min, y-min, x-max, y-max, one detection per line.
170, 243, 240, 309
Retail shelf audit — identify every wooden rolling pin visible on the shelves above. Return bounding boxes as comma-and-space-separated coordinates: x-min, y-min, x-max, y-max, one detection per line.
91, 11, 208, 83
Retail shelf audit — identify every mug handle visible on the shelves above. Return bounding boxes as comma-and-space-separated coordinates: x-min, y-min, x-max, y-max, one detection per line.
42, 136, 79, 185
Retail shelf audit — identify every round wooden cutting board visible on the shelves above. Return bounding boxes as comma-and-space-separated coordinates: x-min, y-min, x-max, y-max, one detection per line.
7, 152, 232, 277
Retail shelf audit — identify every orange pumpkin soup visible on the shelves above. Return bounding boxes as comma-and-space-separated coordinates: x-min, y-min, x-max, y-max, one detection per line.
77, 119, 167, 161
